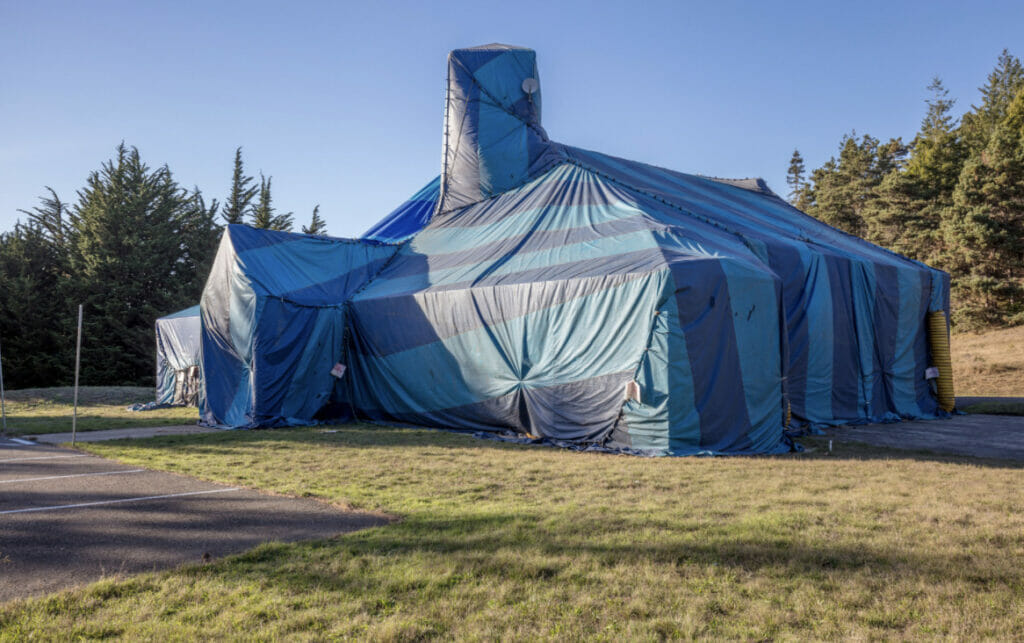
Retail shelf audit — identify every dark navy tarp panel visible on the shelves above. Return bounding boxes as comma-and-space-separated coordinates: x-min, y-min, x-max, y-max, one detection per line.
156, 305, 201, 405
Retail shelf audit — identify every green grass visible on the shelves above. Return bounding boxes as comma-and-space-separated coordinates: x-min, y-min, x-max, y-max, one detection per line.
0, 387, 197, 435
2, 425, 1023, 640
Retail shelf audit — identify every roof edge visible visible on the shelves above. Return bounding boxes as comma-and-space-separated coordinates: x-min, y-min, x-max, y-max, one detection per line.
459, 43, 532, 51
702, 176, 781, 198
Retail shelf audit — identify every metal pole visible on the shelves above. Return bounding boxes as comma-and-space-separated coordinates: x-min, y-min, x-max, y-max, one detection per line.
72, 304, 83, 446
0, 331, 7, 436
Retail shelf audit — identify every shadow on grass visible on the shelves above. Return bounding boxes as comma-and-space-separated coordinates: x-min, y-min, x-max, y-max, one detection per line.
190, 510, 1019, 599
3, 387, 155, 407
89, 421, 1024, 470
7, 415, 199, 436
93, 423, 534, 454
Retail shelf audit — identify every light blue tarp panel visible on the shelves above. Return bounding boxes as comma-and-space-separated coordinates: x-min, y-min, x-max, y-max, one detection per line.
155, 305, 201, 405
200, 225, 399, 428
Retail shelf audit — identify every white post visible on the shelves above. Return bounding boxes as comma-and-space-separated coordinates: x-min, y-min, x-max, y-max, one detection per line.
72, 304, 83, 446
0, 331, 7, 435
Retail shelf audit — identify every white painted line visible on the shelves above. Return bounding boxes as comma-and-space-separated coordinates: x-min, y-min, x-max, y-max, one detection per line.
0, 454, 91, 464
10, 438, 35, 446
0, 469, 146, 485
0, 487, 241, 515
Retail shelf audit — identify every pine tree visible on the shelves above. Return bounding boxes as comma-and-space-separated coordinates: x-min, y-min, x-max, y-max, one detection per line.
302, 204, 327, 235
785, 150, 807, 206
803, 133, 906, 237
178, 189, 222, 295
0, 213, 75, 388
960, 49, 1024, 154
865, 78, 965, 260
17, 186, 71, 248
248, 174, 294, 231
70, 144, 222, 384
222, 147, 257, 225
944, 87, 1024, 327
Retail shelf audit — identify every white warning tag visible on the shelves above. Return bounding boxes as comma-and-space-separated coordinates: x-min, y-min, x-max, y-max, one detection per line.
624, 381, 641, 403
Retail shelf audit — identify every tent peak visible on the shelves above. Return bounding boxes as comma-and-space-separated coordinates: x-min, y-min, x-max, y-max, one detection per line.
458, 43, 532, 51
438, 45, 564, 214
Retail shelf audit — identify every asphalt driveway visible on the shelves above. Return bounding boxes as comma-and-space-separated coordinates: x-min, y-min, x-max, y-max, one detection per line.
0, 437, 388, 603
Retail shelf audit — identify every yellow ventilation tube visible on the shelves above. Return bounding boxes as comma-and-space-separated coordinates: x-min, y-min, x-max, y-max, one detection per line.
927, 311, 955, 412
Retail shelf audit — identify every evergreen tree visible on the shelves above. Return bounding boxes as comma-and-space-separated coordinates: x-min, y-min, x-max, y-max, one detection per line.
222, 147, 257, 225
960, 49, 1024, 154
865, 78, 965, 261
785, 149, 807, 206
944, 88, 1024, 327
70, 144, 222, 384
0, 215, 75, 388
802, 133, 906, 237
249, 174, 274, 228
178, 189, 223, 295
248, 174, 294, 231
302, 204, 327, 235
17, 186, 71, 248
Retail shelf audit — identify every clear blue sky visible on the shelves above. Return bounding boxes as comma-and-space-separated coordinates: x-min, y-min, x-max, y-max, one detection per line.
2, 0, 1022, 237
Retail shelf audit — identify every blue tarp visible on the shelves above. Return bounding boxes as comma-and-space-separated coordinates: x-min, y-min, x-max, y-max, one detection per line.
199, 226, 398, 428
199, 44, 950, 455
155, 305, 201, 406
363, 177, 440, 243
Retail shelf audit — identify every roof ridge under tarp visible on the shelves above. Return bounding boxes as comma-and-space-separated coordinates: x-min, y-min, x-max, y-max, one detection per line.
702, 176, 779, 198
158, 304, 201, 321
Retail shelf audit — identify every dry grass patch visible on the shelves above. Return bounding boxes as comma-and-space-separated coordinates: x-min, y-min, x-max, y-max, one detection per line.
952, 324, 1024, 396
2, 426, 1022, 640
1, 387, 197, 435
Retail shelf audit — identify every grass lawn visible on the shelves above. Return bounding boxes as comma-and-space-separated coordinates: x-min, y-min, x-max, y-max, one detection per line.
2, 426, 1023, 639
0, 387, 197, 435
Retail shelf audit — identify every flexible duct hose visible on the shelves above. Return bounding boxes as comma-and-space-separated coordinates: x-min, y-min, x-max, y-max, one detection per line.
927, 311, 955, 412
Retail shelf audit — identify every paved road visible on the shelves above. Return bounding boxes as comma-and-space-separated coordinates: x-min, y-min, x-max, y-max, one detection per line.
30, 424, 218, 444
956, 396, 1024, 408
822, 413, 1024, 461
0, 438, 388, 603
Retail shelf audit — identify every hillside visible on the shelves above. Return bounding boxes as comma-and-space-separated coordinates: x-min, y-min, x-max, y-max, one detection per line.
953, 325, 1024, 396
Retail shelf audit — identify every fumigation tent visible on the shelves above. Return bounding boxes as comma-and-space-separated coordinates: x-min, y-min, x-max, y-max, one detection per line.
156, 305, 201, 406
200, 44, 951, 455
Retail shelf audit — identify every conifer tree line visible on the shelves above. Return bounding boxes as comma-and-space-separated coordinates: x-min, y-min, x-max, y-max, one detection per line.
0, 145, 327, 388
787, 49, 1024, 329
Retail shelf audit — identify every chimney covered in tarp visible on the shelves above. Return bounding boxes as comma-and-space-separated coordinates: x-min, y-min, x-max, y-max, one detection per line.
437, 44, 565, 214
